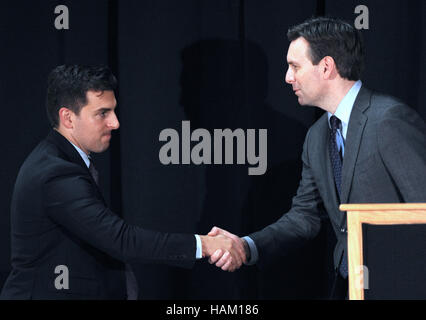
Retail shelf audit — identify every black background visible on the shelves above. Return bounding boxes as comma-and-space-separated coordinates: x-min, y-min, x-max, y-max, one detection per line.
0, 0, 425, 299
363, 224, 426, 299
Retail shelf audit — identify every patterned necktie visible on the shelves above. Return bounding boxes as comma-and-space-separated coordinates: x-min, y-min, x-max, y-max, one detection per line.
329, 116, 342, 196
329, 116, 348, 278
89, 160, 99, 186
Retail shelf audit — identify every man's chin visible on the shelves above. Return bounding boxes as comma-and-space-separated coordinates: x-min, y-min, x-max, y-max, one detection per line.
100, 143, 110, 153
91, 143, 110, 154
297, 98, 313, 107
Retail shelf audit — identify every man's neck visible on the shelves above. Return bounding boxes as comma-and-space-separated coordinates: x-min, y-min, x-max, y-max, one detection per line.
319, 80, 356, 114
54, 127, 90, 156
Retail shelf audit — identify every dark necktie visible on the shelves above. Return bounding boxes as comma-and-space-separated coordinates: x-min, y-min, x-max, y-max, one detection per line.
89, 160, 99, 186
329, 116, 348, 278
329, 116, 342, 196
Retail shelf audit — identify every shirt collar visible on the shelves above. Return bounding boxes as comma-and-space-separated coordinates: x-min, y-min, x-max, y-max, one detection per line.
70, 142, 91, 168
327, 80, 362, 131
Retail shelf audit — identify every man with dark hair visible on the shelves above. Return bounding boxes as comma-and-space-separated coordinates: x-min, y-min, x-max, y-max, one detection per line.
1, 65, 244, 299
209, 17, 426, 299
286, 16, 364, 81
45, 65, 119, 128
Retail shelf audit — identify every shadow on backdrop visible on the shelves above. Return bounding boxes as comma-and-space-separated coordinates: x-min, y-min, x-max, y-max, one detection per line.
179, 38, 334, 299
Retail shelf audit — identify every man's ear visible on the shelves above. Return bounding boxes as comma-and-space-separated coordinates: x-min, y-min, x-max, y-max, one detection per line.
320, 56, 337, 80
58, 107, 74, 129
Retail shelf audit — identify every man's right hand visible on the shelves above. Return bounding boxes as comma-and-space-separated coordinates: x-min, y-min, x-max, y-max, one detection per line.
205, 226, 249, 271
199, 233, 246, 272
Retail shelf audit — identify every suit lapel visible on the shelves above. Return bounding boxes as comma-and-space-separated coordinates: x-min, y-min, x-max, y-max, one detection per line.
340, 87, 371, 205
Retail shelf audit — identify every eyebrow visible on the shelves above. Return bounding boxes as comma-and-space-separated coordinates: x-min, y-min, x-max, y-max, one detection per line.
95, 107, 114, 113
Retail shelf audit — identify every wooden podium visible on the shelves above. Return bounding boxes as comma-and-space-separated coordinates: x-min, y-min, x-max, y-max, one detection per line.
340, 203, 426, 300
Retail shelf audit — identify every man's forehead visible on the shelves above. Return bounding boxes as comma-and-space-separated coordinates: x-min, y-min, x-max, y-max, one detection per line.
86, 89, 114, 98
85, 90, 117, 109
287, 37, 310, 62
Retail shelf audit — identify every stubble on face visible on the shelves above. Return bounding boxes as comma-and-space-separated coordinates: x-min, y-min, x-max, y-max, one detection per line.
71, 90, 119, 155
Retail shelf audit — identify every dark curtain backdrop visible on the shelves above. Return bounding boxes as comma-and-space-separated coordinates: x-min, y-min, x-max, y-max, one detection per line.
362, 224, 426, 299
0, 0, 425, 299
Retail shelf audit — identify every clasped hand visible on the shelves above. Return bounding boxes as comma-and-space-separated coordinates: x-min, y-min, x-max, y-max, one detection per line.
200, 226, 246, 272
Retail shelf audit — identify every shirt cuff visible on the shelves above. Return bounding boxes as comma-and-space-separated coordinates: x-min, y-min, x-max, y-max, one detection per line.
243, 236, 259, 265
195, 234, 202, 259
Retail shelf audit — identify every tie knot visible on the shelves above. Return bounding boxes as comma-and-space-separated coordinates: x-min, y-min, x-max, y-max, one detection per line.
330, 116, 341, 131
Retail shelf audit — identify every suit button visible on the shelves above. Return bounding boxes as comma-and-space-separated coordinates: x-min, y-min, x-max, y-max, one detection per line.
340, 228, 347, 233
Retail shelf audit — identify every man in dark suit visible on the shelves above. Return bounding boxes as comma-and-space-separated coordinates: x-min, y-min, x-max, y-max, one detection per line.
1, 65, 244, 299
208, 17, 426, 299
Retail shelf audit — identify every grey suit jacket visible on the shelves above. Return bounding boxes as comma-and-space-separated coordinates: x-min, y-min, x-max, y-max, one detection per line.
250, 87, 426, 271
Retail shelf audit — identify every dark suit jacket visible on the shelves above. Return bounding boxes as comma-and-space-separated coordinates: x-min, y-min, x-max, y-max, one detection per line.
1, 130, 195, 299
250, 87, 426, 271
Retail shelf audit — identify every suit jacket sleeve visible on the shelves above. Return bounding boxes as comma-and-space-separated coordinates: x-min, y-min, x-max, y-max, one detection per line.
249, 128, 322, 267
42, 164, 196, 269
377, 104, 426, 202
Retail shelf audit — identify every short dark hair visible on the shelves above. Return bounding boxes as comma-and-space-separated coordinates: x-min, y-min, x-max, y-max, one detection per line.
46, 65, 117, 128
287, 17, 364, 81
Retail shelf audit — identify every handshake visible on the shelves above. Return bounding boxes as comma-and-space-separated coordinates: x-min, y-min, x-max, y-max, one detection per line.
200, 227, 250, 272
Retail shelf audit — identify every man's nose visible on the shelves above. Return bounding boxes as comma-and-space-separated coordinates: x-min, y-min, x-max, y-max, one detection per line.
285, 67, 294, 84
108, 112, 120, 130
